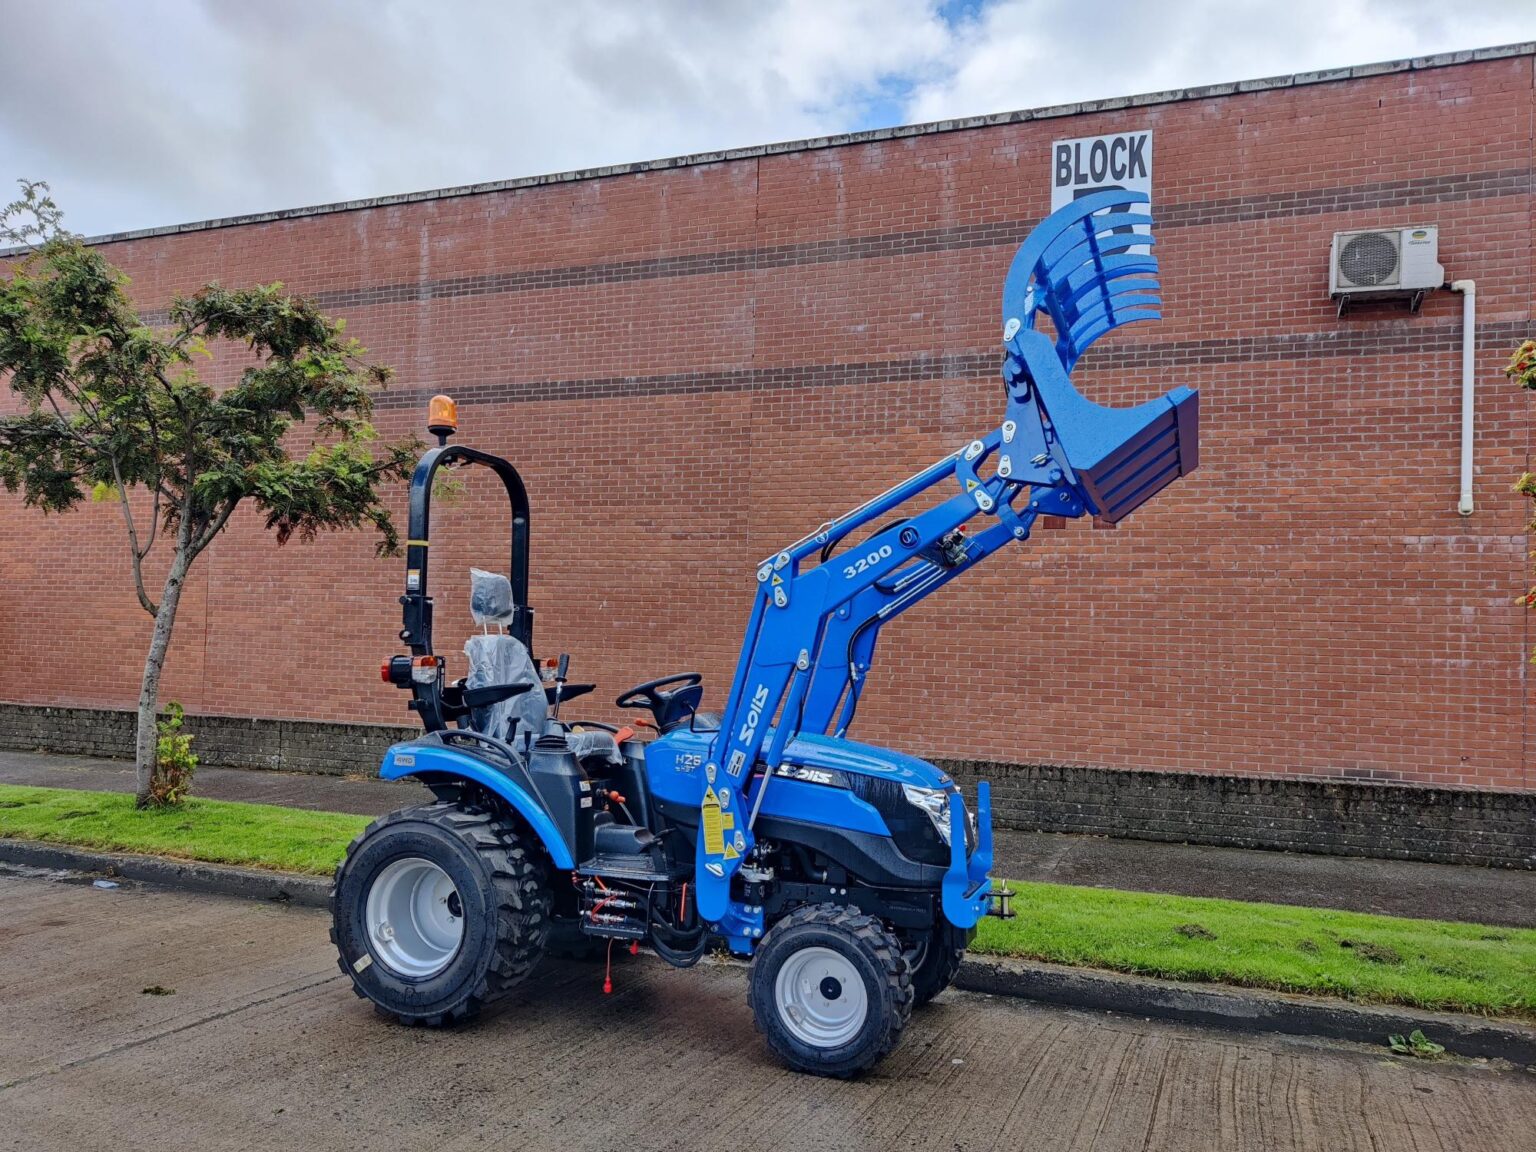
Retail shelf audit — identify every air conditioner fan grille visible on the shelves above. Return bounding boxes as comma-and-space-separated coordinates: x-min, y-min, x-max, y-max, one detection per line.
1339, 231, 1400, 288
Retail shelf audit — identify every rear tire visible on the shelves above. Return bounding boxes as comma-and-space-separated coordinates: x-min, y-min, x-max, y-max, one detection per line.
748, 903, 912, 1078
330, 801, 551, 1026
544, 919, 604, 962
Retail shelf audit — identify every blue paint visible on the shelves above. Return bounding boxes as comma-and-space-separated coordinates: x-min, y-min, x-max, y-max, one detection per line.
380, 741, 576, 870
693, 188, 1200, 925
376, 190, 1200, 944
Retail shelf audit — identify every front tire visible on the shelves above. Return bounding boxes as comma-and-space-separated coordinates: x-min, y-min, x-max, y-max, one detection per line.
748, 904, 912, 1078
909, 921, 970, 1006
330, 801, 551, 1026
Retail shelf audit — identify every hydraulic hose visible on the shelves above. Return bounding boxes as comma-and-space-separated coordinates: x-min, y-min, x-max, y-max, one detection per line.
649, 924, 709, 968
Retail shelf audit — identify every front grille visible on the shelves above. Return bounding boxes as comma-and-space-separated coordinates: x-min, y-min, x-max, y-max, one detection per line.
845, 774, 966, 866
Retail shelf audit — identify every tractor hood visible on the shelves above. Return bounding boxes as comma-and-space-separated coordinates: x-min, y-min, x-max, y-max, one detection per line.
782, 731, 953, 791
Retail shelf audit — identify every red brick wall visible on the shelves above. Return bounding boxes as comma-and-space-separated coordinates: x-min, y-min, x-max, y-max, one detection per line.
3, 55, 1532, 792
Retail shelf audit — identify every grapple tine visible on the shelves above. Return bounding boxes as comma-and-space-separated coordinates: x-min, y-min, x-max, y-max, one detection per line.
999, 187, 1197, 523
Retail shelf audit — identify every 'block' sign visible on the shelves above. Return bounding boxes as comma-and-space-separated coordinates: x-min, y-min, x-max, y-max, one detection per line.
1051, 130, 1152, 252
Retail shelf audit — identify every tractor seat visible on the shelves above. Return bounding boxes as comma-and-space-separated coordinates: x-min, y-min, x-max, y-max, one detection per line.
463, 633, 545, 743
463, 570, 621, 765
462, 633, 622, 765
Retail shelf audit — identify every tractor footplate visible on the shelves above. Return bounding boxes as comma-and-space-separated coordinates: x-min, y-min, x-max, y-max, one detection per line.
577, 855, 675, 884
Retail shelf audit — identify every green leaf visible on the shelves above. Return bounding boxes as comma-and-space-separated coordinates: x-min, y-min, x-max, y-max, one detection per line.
0, 184, 417, 664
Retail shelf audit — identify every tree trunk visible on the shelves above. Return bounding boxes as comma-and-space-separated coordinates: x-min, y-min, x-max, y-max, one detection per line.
134, 545, 193, 807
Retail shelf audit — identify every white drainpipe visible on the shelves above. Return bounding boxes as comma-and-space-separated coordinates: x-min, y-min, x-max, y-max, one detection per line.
1449, 280, 1476, 516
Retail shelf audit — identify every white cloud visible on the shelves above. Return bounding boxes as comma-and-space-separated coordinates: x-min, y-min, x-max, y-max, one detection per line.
0, 0, 1528, 236
905, 0, 1535, 123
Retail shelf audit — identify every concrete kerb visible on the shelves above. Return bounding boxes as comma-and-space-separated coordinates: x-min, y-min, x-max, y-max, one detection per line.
5, 836, 1533, 1067
954, 957, 1536, 1069
0, 838, 331, 908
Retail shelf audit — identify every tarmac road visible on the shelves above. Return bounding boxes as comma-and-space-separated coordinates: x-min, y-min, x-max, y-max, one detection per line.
3, 871, 1533, 1152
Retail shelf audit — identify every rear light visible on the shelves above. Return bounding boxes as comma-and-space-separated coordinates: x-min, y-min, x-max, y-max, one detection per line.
382, 655, 430, 688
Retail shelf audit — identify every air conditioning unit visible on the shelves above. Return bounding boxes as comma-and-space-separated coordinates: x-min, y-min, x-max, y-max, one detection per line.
1330, 226, 1443, 315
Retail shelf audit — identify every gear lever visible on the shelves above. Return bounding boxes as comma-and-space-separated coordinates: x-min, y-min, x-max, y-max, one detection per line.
549, 653, 570, 721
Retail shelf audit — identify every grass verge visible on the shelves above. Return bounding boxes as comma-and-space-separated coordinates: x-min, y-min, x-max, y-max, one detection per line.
973, 881, 1536, 1020
0, 785, 367, 875
2, 783, 1533, 1020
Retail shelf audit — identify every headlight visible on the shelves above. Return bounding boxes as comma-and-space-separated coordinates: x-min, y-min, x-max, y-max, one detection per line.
902, 784, 953, 846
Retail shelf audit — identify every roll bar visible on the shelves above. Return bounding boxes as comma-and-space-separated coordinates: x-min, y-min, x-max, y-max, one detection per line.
398, 442, 534, 656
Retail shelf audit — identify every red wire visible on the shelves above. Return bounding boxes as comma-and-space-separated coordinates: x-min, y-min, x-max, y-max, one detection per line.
585, 874, 615, 922
603, 939, 614, 995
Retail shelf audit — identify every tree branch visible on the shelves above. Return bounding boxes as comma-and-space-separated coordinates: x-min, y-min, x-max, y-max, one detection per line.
40, 389, 99, 452
142, 482, 161, 558
109, 454, 158, 616
191, 498, 238, 557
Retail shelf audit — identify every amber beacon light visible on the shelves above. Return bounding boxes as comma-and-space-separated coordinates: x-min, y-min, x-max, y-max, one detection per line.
427, 394, 458, 443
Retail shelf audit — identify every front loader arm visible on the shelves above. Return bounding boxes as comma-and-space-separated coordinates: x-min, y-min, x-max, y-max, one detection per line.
693, 189, 1200, 924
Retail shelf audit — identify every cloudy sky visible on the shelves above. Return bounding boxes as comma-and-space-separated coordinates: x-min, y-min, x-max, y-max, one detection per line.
2, 0, 1530, 237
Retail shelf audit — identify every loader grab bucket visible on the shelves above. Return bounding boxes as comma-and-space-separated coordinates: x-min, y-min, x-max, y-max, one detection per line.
999, 188, 1198, 523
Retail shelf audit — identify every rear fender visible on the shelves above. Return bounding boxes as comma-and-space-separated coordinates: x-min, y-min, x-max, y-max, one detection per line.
380, 741, 575, 870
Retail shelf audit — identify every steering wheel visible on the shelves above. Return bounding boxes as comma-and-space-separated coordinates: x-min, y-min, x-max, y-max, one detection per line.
616, 672, 703, 715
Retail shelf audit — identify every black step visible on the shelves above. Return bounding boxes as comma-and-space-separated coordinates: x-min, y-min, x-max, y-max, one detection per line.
577, 854, 676, 883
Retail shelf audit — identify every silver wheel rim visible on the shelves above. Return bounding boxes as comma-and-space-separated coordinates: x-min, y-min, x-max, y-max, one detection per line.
774, 945, 868, 1048
364, 856, 464, 978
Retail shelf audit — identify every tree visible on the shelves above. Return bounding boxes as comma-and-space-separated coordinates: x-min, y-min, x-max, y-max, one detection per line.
0, 181, 418, 806
1510, 340, 1536, 650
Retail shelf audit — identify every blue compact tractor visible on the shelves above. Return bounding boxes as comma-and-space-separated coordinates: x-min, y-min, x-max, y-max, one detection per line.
331, 191, 1199, 1077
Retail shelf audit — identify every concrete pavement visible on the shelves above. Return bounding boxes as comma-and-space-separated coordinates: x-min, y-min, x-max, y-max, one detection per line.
4, 747, 1535, 926
3, 871, 1534, 1152
0, 748, 423, 815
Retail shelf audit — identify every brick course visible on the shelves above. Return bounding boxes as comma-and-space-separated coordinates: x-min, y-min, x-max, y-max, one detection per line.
2, 51, 1534, 848
3, 699, 1530, 868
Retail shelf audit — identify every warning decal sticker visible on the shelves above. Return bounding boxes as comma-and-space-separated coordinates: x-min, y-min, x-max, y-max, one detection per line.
701, 787, 725, 855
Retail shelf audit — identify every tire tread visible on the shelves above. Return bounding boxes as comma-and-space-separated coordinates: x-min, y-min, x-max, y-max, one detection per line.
330, 800, 551, 1026
749, 902, 912, 1077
